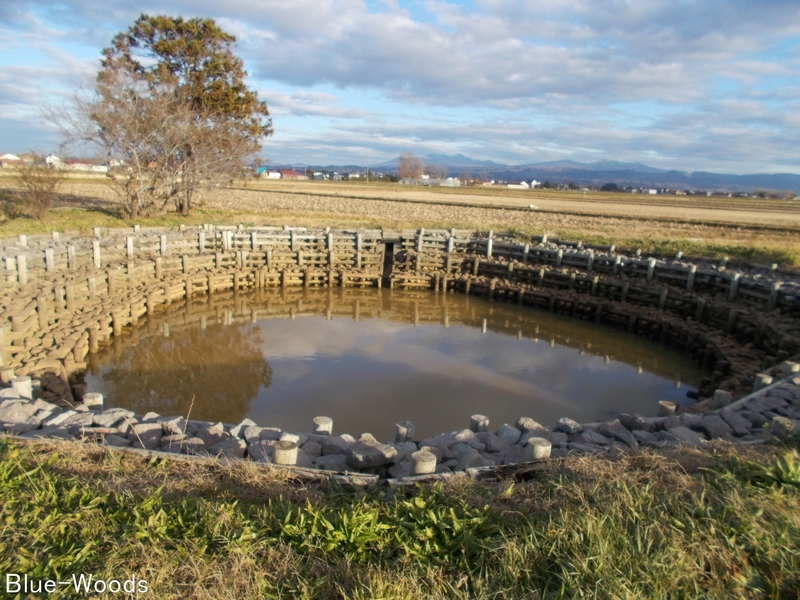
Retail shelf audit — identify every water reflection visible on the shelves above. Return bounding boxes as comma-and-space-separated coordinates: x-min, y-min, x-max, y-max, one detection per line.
85, 287, 706, 439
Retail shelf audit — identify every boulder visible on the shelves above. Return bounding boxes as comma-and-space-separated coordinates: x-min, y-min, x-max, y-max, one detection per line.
155, 416, 184, 436
42, 409, 77, 428
495, 424, 522, 445
322, 436, 353, 456
698, 415, 733, 439
618, 413, 653, 432
580, 430, 612, 446
229, 418, 257, 439
313, 454, 350, 472
474, 432, 510, 453
631, 429, 660, 444
0, 401, 37, 424
600, 419, 639, 449
391, 441, 419, 461
23, 425, 74, 440
548, 432, 569, 446
387, 456, 414, 478
662, 426, 707, 446
92, 409, 134, 428
248, 440, 275, 462
555, 417, 583, 434
141, 412, 161, 422
346, 441, 397, 469
209, 437, 247, 459
420, 429, 474, 449
454, 447, 483, 471
196, 423, 230, 447
719, 410, 753, 436
280, 432, 308, 446
100, 434, 130, 447
516, 417, 549, 436
301, 441, 322, 458
501, 445, 529, 465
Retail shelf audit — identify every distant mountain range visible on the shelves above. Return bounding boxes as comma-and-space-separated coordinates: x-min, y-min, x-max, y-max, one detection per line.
277, 154, 800, 192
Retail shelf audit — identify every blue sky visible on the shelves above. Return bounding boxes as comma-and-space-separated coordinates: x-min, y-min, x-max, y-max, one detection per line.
1, 0, 799, 173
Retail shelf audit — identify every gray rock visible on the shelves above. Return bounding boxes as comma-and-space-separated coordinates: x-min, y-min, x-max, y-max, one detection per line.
501, 444, 529, 465
663, 426, 707, 446
420, 429, 474, 448
142, 412, 161, 422
392, 441, 419, 461
197, 423, 229, 447
229, 418, 257, 439
549, 431, 568, 446
698, 415, 734, 439
346, 441, 397, 469
516, 417, 549, 436
63, 412, 94, 432
295, 449, 314, 468
631, 429, 659, 444
160, 434, 187, 452
92, 409, 134, 428
42, 409, 77, 428
580, 430, 612, 446
301, 441, 322, 458
23, 425, 74, 440
129, 422, 162, 442
131, 436, 162, 450
388, 456, 414, 478
719, 410, 752, 436
103, 434, 131, 447
761, 396, 788, 410
466, 437, 486, 452
159, 417, 187, 436
600, 419, 639, 449
313, 454, 350, 472
209, 437, 247, 459
0, 401, 36, 424
243, 426, 265, 445
740, 410, 770, 428
619, 413, 653, 432
743, 398, 769, 413
180, 437, 206, 455
322, 436, 353, 456
419, 445, 450, 461
495, 424, 522, 445
6, 419, 42, 434
555, 417, 583, 434
454, 447, 484, 471
567, 442, 605, 453
248, 440, 275, 462
474, 432, 510, 453
450, 443, 474, 460
679, 413, 705, 429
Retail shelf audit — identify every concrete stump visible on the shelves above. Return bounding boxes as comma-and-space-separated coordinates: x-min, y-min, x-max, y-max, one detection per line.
658, 400, 677, 417
395, 420, 415, 443
527, 437, 552, 459
11, 376, 32, 399
83, 392, 104, 411
313, 416, 333, 436
274, 440, 298, 465
470, 414, 490, 433
411, 450, 437, 475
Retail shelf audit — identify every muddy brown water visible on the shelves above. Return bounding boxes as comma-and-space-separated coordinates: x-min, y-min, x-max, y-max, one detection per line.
84, 288, 706, 440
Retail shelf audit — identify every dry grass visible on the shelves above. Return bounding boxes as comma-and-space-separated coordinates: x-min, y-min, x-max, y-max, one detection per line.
2, 436, 799, 599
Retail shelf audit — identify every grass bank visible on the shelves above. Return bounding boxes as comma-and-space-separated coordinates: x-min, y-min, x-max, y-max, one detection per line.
1, 437, 799, 599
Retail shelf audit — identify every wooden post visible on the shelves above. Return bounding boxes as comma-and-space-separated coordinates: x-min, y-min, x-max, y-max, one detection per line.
659, 288, 669, 310
526, 438, 552, 460
155, 257, 162, 279
93, 240, 101, 268
37, 295, 48, 329
658, 401, 676, 417
686, 264, 696, 290
469, 414, 489, 432
613, 254, 621, 275
523, 243, 530, 264
250, 231, 257, 251
11, 376, 32, 399
45, 248, 54, 272
556, 248, 563, 267
126, 236, 134, 258
16, 255, 27, 286
273, 441, 298, 465
67, 245, 76, 269
160, 234, 168, 255
83, 392, 104, 411
646, 257, 656, 282
486, 230, 493, 258
395, 421, 415, 443
767, 282, 781, 311
18, 234, 27, 246
198, 231, 205, 254
65, 285, 75, 313
586, 250, 594, 272
728, 273, 740, 301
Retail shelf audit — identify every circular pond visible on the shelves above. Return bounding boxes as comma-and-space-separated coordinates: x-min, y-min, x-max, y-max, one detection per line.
84, 287, 706, 439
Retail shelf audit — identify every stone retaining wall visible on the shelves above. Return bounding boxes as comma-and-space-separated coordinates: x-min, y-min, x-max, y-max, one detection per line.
0, 225, 799, 481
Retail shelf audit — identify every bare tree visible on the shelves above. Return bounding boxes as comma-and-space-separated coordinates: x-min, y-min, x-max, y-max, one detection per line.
398, 153, 424, 179
457, 170, 472, 184
427, 164, 448, 179
53, 15, 271, 219
12, 152, 66, 219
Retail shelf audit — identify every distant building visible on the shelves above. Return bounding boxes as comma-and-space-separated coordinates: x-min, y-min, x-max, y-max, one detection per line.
0, 153, 22, 167
507, 181, 530, 190
400, 177, 461, 187
264, 171, 281, 179
279, 169, 307, 180
646, 189, 657, 195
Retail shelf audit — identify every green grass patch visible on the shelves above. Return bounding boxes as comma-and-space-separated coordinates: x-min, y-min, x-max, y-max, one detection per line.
1, 439, 798, 598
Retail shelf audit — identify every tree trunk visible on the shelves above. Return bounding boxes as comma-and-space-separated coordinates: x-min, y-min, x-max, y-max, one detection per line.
181, 188, 192, 215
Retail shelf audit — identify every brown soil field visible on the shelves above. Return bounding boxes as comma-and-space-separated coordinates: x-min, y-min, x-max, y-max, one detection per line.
3, 178, 800, 266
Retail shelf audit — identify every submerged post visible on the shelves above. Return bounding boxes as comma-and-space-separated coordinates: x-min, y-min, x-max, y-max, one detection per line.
274, 441, 298, 466
411, 450, 437, 475
470, 414, 489, 433
395, 421, 415, 443
312, 416, 333, 436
